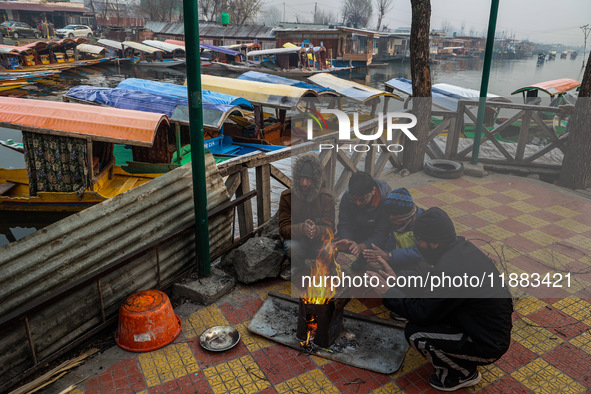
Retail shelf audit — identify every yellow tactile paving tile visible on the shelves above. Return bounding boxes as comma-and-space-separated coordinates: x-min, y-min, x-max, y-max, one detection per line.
182, 304, 230, 339
432, 182, 462, 192
473, 209, 508, 223
370, 305, 392, 320
520, 229, 561, 246
203, 355, 270, 394
513, 297, 548, 316
569, 332, 591, 355
463, 177, 492, 185
69, 390, 83, 394
545, 205, 579, 218
511, 358, 587, 393
274, 369, 339, 393
562, 277, 591, 295
477, 224, 515, 241
501, 190, 532, 201
564, 235, 591, 251
468, 364, 506, 392
467, 185, 497, 196
389, 347, 427, 379
552, 298, 591, 326
433, 192, 464, 204
406, 188, 428, 199
555, 219, 591, 234
371, 382, 403, 393
439, 204, 468, 218
310, 354, 332, 366
344, 298, 369, 314
253, 280, 292, 298
511, 318, 564, 355
529, 248, 574, 266
235, 321, 273, 352
507, 200, 540, 213
469, 196, 502, 208
138, 343, 200, 387
514, 214, 550, 229
452, 220, 471, 235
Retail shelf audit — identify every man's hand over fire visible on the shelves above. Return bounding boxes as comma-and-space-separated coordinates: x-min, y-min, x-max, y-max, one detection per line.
363, 243, 388, 262
304, 219, 317, 239
366, 256, 396, 297
334, 239, 360, 256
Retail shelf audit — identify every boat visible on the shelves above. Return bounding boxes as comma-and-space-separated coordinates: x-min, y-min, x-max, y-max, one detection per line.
0, 139, 23, 153
571, 51, 578, 60
237, 70, 337, 96
560, 51, 568, 59
142, 40, 186, 58
122, 41, 185, 67
199, 43, 246, 66
511, 78, 580, 106
217, 46, 353, 77
548, 50, 556, 60
0, 97, 171, 211
96, 38, 132, 62
537, 53, 545, 63
0, 81, 30, 91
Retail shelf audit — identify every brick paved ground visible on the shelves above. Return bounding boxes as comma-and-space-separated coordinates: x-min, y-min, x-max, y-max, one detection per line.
67, 175, 591, 393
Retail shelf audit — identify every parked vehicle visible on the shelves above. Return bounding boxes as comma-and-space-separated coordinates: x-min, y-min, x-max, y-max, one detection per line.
0, 21, 40, 39
55, 25, 93, 38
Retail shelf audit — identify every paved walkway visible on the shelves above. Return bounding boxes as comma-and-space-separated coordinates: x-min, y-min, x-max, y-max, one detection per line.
53, 174, 591, 393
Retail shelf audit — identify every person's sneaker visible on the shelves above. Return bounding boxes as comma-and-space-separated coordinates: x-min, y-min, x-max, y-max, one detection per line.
279, 265, 291, 281
390, 311, 407, 322
428, 370, 481, 391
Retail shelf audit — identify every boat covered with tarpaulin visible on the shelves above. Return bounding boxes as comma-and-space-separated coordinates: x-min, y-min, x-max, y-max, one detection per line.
237, 70, 337, 96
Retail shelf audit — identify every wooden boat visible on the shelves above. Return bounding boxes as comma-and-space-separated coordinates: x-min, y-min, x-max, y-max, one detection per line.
96, 38, 132, 62
0, 81, 29, 91
123, 41, 185, 67
0, 97, 170, 212
142, 40, 186, 58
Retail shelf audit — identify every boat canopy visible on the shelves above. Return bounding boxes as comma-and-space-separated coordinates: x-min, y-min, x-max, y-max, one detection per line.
76, 44, 107, 55
97, 39, 124, 50
0, 97, 168, 147
122, 41, 165, 54
237, 71, 338, 96
309, 73, 402, 103
142, 40, 186, 53
0, 46, 21, 56
116, 78, 253, 109
164, 39, 187, 47
246, 46, 304, 57
511, 78, 581, 96
385, 78, 509, 111
64, 86, 244, 130
199, 43, 244, 57
201, 74, 318, 109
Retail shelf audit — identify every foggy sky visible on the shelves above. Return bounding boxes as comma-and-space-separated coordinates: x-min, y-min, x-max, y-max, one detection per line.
264, 0, 590, 46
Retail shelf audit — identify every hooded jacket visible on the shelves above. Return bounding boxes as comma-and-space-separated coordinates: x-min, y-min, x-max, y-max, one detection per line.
384, 237, 513, 358
279, 153, 335, 241
337, 179, 391, 243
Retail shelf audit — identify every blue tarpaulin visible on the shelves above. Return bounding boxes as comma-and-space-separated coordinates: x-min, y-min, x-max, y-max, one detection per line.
65, 85, 241, 129
237, 71, 335, 95
199, 43, 245, 58
116, 78, 253, 109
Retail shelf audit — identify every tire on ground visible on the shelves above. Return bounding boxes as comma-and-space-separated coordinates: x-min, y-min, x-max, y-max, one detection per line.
424, 159, 464, 179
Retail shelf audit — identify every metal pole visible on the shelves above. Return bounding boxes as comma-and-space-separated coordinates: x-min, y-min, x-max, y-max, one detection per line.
183, 0, 210, 276
582, 25, 590, 69
471, 0, 499, 164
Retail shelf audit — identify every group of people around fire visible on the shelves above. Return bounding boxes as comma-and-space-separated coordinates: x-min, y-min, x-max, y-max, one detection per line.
278, 153, 513, 392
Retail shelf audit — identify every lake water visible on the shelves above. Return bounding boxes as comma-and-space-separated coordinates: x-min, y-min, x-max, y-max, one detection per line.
0, 55, 585, 245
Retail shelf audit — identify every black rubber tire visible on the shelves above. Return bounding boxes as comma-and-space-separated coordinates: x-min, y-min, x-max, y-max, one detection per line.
68, 33, 74, 38
424, 159, 464, 179
87, 33, 93, 37
12, 32, 19, 39
34, 32, 40, 38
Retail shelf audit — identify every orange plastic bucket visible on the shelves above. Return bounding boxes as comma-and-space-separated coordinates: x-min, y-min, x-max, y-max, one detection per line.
115, 290, 181, 352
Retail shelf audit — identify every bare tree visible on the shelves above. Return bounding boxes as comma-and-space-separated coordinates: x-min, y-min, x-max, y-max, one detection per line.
439, 19, 451, 34
132, 0, 180, 22
559, 51, 591, 188
403, 0, 432, 173
259, 5, 282, 26
375, 0, 393, 32
342, 0, 373, 28
314, 9, 337, 25
199, 0, 262, 25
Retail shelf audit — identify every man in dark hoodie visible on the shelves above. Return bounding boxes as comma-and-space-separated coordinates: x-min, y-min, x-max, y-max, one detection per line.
278, 153, 335, 279
368, 207, 513, 391
334, 171, 391, 254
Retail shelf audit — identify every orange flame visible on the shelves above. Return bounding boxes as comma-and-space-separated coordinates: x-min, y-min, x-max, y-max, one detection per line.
301, 228, 342, 304
301, 315, 317, 348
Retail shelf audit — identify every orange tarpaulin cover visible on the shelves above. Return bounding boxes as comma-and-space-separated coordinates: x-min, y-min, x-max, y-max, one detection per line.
0, 97, 169, 147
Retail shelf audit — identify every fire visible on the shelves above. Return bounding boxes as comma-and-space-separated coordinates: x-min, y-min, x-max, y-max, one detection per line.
300, 315, 317, 348
301, 228, 342, 304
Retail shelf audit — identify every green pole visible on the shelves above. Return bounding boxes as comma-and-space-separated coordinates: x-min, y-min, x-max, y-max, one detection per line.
182, 0, 210, 276
471, 0, 499, 164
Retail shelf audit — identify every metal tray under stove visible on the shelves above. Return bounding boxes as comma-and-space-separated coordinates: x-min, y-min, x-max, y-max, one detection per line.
248, 291, 409, 374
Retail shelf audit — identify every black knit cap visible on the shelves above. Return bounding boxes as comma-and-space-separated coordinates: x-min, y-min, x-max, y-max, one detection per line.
348, 171, 375, 196
413, 207, 457, 244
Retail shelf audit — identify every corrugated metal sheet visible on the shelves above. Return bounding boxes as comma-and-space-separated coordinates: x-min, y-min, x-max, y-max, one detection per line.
0, 2, 90, 12
144, 21, 275, 39
0, 154, 233, 389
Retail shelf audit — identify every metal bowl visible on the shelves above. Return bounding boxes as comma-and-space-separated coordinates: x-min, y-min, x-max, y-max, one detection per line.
199, 325, 241, 352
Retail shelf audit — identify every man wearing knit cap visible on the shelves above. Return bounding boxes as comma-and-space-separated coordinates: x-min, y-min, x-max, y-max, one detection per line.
368, 207, 512, 391
361, 188, 425, 273
334, 171, 391, 253
278, 153, 335, 280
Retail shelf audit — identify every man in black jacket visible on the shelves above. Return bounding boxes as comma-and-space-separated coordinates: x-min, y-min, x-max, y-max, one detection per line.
334, 171, 391, 255
368, 207, 513, 391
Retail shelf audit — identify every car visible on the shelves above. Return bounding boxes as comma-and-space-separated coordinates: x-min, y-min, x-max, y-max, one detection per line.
55, 25, 93, 38
0, 21, 40, 39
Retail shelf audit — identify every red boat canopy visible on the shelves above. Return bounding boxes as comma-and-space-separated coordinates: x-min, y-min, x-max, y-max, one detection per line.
511, 78, 581, 96
0, 97, 169, 147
